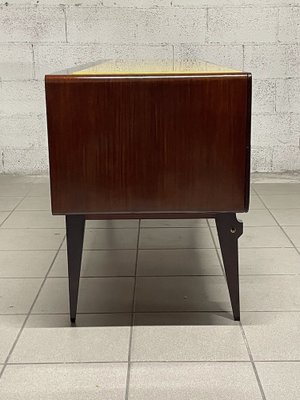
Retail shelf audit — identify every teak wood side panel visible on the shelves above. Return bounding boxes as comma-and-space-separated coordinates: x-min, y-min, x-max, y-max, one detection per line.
45, 75, 251, 215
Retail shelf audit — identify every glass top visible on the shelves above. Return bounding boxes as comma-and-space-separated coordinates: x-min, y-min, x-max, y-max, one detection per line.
67, 59, 241, 76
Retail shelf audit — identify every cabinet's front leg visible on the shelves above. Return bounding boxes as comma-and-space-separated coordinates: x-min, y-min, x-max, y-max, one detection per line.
215, 213, 243, 321
66, 215, 85, 323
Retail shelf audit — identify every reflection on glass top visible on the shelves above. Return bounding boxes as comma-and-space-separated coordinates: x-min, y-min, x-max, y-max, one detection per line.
71, 59, 241, 76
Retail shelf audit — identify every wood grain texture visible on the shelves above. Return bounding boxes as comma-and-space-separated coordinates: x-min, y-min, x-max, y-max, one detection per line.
45, 74, 251, 216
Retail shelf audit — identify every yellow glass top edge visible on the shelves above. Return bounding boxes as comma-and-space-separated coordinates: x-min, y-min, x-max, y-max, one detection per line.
70, 60, 241, 76
72, 69, 241, 75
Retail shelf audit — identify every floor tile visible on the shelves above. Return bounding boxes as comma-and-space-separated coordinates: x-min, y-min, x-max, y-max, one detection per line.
0, 250, 56, 277
0, 229, 64, 250
238, 209, 277, 226
209, 210, 277, 227
212, 226, 292, 248
16, 196, 51, 211
0, 315, 25, 363
128, 362, 262, 400
0, 184, 31, 197
140, 219, 208, 228
1, 211, 64, 229
0, 279, 42, 314
26, 313, 132, 327
34, 176, 50, 183
9, 314, 130, 363
83, 228, 138, 250
131, 313, 249, 361
272, 209, 300, 226
260, 194, 300, 209
26, 182, 50, 196
0, 363, 128, 400
62, 228, 138, 250
0, 197, 22, 211
0, 175, 36, 184
49, 250, 136, 277
32, 277, 135, 313
240, 276, 300, 311
242, 312, 300, 361
238, 248, 300, 275
86, 219, 139, 228
137, 249, 222, 276
249, 195, 266, 210
256, 362, 300, 400
282, 226, 300, 247
134, 276, 231, 312
139, 227, 214, 249
0, 211, 9, 224
253, 183, 300, 195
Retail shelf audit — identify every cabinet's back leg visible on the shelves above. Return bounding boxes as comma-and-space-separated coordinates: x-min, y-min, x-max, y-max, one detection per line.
66, 215, 85, 323
215, 213, 243, 321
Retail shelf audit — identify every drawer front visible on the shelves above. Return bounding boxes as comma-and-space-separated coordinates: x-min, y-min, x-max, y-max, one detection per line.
45, 75, 251, 215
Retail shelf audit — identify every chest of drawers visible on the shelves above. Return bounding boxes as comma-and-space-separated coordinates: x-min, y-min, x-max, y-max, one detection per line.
45, 59, 252, 322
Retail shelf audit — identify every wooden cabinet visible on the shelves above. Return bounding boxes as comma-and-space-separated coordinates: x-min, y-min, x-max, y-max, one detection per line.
45, 59, 252, 322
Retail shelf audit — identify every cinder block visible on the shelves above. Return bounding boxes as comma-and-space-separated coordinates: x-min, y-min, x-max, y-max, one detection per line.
103, 0, 171, 6
252, 80, 276, 114
244, 44, 300, 79
208, 7, 277, 44
174, 44, 243, 70
0, 115, 47, 149
0, 81, 45, 116
174, 0, 299, 5
251, 146, 273, 172
25, 0, 167, 4
279, 7, 300, 43
34, 43, 173, 78
272, 146, 300, 172
291, 113, 300, 139
3, 148, 48, 174
0, 152, 3, 173
0, 44, 33, 81
0, 0, 102, 4
0, 6, 66, 43
276, 78, 300, 112
67, 7, 206, 44
31, 1, 103, 4
251, 113, 295, 147
6, 0, 169, 4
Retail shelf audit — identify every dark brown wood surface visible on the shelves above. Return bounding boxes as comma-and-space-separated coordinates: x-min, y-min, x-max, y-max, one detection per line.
45, 74, 251, 216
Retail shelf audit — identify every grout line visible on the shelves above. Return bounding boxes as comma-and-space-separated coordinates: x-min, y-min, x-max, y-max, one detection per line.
2, 309, 300, 317
0, 196, 29, 229
242, 44, 245, 70
63, 5, 68, 43
252, 187, 300, 256
125, 219, 141, 400
276, 6, 280, 42
0, 235, 66, 381
207, 219, 225, 275
3, 360, 300, 367
239, 322, 267, 400
172, 44, 175, 71
1, 224, 300, 230
3, 271, 300, 280
0, 245, 298, 250
205, 7, 209, 44
31, 43, 36, 80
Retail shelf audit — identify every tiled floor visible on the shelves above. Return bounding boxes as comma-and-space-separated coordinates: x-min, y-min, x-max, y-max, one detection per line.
0, 174, 300, 399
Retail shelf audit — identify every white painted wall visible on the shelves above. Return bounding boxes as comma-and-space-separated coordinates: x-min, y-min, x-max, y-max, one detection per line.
0, 0, 299, 173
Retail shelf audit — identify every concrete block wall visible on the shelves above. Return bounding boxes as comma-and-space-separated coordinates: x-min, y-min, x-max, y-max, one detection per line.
0, 0, 299, 173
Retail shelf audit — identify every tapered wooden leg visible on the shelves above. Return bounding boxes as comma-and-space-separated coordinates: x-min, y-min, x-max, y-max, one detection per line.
66, 215, 85, 323
215, 213, 243, 321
